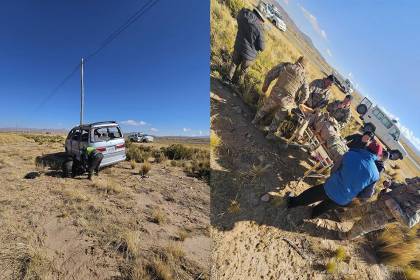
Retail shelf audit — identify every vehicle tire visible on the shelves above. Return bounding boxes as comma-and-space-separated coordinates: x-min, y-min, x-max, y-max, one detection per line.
363, 123, 376, 133
62, 158, 73, 178
390, 150, 403, 160
356, 104, 368, 115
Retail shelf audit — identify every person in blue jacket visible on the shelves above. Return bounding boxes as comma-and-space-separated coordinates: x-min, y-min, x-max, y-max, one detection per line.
287, 144, 381, 218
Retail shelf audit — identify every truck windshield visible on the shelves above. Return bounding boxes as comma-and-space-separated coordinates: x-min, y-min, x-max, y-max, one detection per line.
91, 126, 122, 142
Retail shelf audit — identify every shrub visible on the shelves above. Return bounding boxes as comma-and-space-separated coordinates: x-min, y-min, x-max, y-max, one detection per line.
152, 150, 166, 163
139, 162, 152, 177
183, 159, 210, 181
126, 144, 151, 163
162, 144, 193, 160
130, 160, 137, 170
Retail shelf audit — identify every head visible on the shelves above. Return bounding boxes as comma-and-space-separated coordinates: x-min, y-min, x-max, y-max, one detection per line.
362, 131, 374, 143
324, 75, 334, 88
367, 140, 383, 158
253, 8, 265, 23
382, 150, 389, 161
341, 94, 353, 107
296, 56, 308, 68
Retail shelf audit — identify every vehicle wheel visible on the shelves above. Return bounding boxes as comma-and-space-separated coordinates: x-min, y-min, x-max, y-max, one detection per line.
363, 123, 376, 133
62, 158, 73, 178
356, 104, 368, 115
390, 150, 403, 160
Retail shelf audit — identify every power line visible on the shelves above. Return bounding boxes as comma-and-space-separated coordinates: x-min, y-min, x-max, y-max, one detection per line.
34, 63, 80, 111
86, 0, 160, 61
34, 0, 160, 111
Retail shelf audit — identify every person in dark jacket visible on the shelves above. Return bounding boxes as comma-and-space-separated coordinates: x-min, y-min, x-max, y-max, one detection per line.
78, 147, 104, 180
345, 131, 374, 150
228, 8, 265, 84
287, 146, 380, 219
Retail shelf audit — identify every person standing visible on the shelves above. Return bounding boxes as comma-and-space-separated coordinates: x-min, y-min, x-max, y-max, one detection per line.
305, 75, 334, 109
252, 56, 309, 136
227, 8, 265, 84
326, 95, 353, 129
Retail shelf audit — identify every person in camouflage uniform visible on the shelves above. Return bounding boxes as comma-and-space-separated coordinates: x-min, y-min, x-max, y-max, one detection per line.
326, 95, 353, 129
305, 75, 334, 109
251, 56, 309, 135
338, 177, 420, 240
293, 109, 348, 164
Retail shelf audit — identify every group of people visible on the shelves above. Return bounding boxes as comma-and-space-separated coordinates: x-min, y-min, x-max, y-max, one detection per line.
227, 7, 419, 240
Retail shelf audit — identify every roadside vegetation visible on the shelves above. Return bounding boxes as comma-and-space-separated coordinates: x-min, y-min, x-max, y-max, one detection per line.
126, 142, 210, 181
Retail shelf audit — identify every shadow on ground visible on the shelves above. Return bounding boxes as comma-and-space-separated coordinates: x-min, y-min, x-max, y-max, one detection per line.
210, 76, 342, 240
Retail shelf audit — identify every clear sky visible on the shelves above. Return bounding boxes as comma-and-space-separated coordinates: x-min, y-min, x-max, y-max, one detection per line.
0, 0, 210, 136
279, 0, 420, 151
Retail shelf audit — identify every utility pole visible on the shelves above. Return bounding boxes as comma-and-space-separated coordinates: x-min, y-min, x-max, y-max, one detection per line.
80, 58, 84, 126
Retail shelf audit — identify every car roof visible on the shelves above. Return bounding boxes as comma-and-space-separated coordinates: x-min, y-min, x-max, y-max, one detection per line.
70, 121, 119, 130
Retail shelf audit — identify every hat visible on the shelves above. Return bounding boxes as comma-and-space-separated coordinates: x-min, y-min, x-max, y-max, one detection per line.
345, 94, 353, 100
253, 8, 265, 22
367, 140, 383, 158
326, 74, 334, 81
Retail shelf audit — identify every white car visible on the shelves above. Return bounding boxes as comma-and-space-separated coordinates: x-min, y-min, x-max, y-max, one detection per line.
356, 97, 407, 160
257, 1, 287, 32
129, 133, 154, 143
65, 121, 126, 168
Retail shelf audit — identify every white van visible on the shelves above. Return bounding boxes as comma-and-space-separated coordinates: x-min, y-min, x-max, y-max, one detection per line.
356, 97, 407, 160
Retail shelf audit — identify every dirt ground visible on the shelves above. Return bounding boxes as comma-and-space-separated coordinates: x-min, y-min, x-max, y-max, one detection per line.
0, 133, 210, 279
210, 77, 392, 280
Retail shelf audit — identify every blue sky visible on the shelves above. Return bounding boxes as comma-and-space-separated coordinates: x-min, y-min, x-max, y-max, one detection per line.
0, 0, 209, 136
279, 0, 420, 151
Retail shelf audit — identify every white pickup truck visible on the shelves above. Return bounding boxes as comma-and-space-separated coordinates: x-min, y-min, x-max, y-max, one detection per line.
356, 97, 407, 160
257, 1, 287, 32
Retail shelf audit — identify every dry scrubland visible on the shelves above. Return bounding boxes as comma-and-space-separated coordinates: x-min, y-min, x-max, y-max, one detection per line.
210, 0, 419, 279
0, 132, 210, 279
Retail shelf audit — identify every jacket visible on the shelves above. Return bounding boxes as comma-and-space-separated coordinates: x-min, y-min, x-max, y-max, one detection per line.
324, 148, 379, 205
233, 9, 265, 61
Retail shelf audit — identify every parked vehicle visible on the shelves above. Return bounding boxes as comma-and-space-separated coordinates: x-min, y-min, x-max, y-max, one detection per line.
257, 1, 287, 32
356, 97, 407, 160
64, 121, 126, 168
332, 71, 354, 94
128, 133, 154, 143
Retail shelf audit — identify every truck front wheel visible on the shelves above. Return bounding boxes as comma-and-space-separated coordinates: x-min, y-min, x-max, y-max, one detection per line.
356, 104, 368, 115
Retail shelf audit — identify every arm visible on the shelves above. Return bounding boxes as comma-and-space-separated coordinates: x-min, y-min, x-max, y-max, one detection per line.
297, 80, 310, 105
357, 181, 376, 201
256, 30, 265, 52
262, 63, 286, 93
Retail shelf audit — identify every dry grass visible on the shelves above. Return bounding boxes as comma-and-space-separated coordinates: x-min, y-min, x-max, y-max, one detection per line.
139, 162, 152, 177
335, 246, 347, 262
62, 188, 90, 203
0, 242, 56, 279
176, 228, 191, 241
374, 224, 420, 277
210, 130, 222, 152
130, 160, 137, 170
150, 208, 167, 225
149, 256, 173, 280
325, 260, 337, 274
227, 199, 240, 213
91, 181, 123, 194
